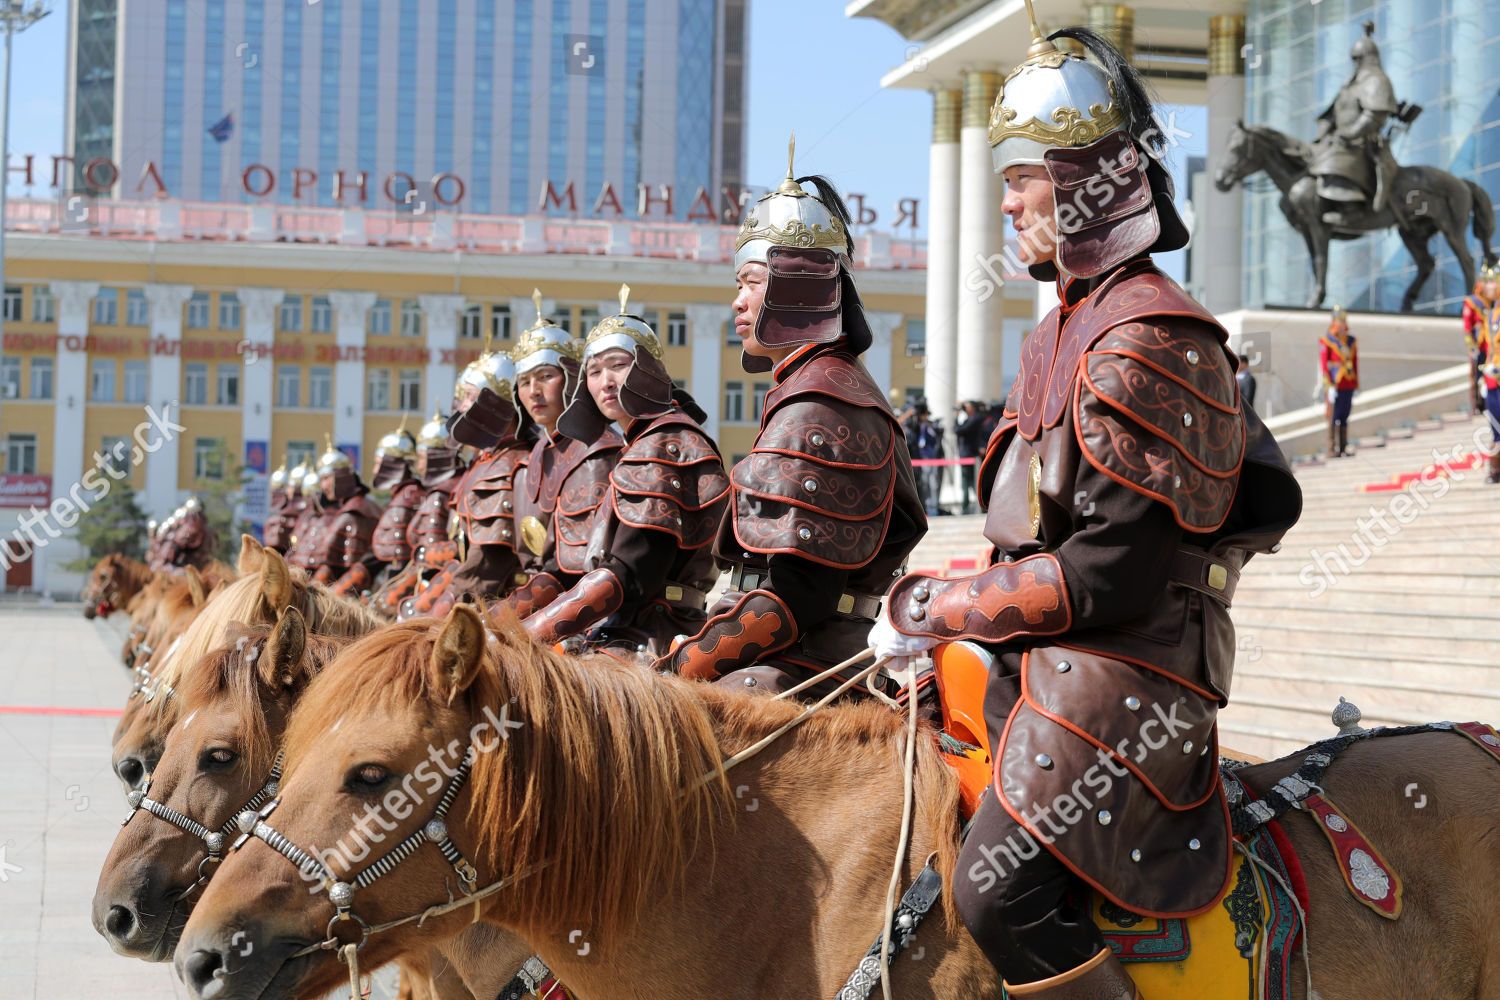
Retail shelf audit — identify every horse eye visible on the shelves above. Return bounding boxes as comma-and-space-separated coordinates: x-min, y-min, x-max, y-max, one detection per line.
351, 764, 390, 789
201, 748, 237, 770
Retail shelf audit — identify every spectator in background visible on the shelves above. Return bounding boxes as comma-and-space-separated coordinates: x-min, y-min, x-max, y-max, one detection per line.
954, 400, 988, 514
910, 402, 944, 516
1236, 353, 1257, 409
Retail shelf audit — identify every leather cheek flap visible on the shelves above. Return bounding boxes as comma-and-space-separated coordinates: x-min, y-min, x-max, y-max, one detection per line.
764, 246, 842, 314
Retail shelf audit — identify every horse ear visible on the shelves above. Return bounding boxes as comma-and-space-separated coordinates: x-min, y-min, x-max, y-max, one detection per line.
237, 534, 265, 576
262, 606, 307, 689
430, 604, 488, 704
184, 565, 207, 607
259, 548, 294, 617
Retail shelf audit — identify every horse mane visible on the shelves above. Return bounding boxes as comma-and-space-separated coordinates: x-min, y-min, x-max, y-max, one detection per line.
1246, 122, 1311, 165
302, 582, 387, 637
176, 621, 347, 772
283, 618, 962, 942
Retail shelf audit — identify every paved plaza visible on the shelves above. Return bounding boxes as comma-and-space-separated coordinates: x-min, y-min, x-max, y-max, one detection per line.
0, 600, 398, 1000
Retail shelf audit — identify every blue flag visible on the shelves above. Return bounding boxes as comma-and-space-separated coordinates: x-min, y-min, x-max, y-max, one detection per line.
207, 112, 234, 143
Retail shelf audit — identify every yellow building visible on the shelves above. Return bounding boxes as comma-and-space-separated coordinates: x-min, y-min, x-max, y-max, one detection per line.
0, 199, 1036, 593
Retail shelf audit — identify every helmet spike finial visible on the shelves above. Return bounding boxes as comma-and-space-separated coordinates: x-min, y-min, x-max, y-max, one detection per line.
776, 134, 805, 196
532, 288, 544, 326
618, 283, 631, 315
1021, 0, 1059, 61
397, 412, 408, 434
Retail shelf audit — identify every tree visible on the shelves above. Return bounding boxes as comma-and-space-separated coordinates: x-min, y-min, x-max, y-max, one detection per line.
192, 440, 254, 563
63, 478, 150, 571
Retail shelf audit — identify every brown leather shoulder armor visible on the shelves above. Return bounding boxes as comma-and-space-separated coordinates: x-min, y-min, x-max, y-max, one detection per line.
409, 480, 460, 547
554, 432, 623, 574
371, 480, 423, 563
312, 496, 382, 569
731, 386, 902, 570
611, 412, 730, 548
461, 439, 531, 548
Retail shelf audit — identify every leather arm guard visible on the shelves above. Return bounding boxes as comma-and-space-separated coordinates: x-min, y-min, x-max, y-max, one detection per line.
312, 564, 336, 586
329, 562, 372, 599
488, 571, 565, 624
662, 590, 799, 682
410, 562, 457, 615
886, 553, 1072, 643
522, 567, 625, 646
415, 540, 460, 571
375, 563, 422, 618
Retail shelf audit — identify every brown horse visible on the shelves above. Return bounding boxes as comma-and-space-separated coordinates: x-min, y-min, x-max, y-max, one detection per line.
175, 607, 1500, 1000
111, 536, 384, 794
95, 607, 531, 1000
82, 553, 156, 619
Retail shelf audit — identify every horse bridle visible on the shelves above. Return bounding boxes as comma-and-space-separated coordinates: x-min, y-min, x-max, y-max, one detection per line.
123, 751, 285, 898
229, 745, 482, 953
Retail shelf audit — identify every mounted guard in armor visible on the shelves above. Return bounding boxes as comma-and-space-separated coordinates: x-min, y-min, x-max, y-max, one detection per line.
286, 438, 382, 585
661, 143, 926, 694
150, 497, 218, 572
868, 19, 1302, 998
521, 285, 729, 655
329, 420, 421, 605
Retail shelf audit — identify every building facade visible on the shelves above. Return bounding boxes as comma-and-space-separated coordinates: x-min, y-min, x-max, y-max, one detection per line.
0, 198, 963, 594
62, 0, 747, 221
1242, 0, 1500, 313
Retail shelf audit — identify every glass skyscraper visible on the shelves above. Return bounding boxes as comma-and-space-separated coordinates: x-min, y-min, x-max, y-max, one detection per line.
62, 0, 747, 221
1242, 0, 1500, 313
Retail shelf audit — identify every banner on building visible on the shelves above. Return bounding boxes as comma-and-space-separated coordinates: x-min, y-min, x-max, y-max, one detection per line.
242, 441, 269, 536
0, 474, 52, 508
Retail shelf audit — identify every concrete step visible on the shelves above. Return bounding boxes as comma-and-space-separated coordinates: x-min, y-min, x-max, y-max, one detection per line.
1226, 674, 1495, 733
1231, 597, 1500, 626
1232, 623, 1493, 662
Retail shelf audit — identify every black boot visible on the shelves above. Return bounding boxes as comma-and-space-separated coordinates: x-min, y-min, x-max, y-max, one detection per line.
1487, 453, 1500, 485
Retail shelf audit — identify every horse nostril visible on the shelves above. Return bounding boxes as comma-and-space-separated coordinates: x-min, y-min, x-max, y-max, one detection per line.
183, 947, 228, 996
117, 757, 145, 790
104, 904, 138, 943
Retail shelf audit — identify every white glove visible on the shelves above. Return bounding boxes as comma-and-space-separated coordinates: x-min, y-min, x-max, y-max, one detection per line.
868, 611, 938, 662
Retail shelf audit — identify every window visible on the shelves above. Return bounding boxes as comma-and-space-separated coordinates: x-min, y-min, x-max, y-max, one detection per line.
5, 433, 37, 474
399, 300, 423, 337
125, 288, 148, 326
904, 318, 926, 357
123, 361, 147, 403
286, 440, 316, 470
368, 298, 392, 335
555, 311, 572, 334
490, 304, 512, 341
2, 286, 21, 322
725, 318, 740, 347
666, 312, 687, 347
30, 357, 53, 399
218, 292, 241, 331
752, 381, 771, 421
276, 365, 301, 407
90, 359, 116, 402
217, 363, 239, 405
366, 368, 391, 411
183, 362, 209, 405
578, 308, 600, 336
310, 296, 333, 333
194, 438, 225, 480
100, 435, 132, 476
93, 288, 119, 325
0, 357, 19, 399
31, 288, 54, 323
398, 368, 422, 411
279, 295, 303, 332
185, 292, 211, 329
460, 304, 483, 339
723, 380, 744, 423
308, 366, 332, 408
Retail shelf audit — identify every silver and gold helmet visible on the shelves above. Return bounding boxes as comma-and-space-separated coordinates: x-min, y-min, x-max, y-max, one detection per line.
182, 496, 202, 514
581, 283, 664, 366
269, 459, 289, 492
288, 459, 311, 494
988, 39, 1123, 173
415, 406, 462, 486
375, 416, 417, 462
734, 137, 853, 272
302, 468, 320, 494
458, 344, 517, 401
315, 434, 353, 477
416, 408, 449, 451
512, 289, 581, 378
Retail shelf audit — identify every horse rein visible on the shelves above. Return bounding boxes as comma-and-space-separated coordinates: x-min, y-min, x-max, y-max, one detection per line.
122, 751, 285, 899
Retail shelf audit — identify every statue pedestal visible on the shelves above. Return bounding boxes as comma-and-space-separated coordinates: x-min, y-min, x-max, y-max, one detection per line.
1218, 307, 1466, 420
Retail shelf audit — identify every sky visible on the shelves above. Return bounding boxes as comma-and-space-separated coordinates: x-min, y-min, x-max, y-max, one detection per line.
1, 0, 1206, 267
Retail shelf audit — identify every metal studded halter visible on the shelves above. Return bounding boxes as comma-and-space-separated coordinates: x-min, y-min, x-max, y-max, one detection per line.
123, 751, 285, 897
229, 745, 480, 951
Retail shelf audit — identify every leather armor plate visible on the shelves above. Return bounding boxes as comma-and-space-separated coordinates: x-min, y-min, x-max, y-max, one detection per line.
554, 437, 622, 575
460, 442, 529, 547
410, 482, 459, 547
611, 413, 730, 548
371, 481, 423, 563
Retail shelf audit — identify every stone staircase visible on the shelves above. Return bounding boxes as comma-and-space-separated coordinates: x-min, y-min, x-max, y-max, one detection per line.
905, 408, 1500, 761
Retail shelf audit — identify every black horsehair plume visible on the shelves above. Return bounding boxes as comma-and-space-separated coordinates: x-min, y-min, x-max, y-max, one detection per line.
1047, 26, 1167, 160
795, 174, 857, 254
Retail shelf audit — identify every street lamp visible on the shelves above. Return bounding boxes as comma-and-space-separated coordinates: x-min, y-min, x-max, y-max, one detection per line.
0, 1, 48, 452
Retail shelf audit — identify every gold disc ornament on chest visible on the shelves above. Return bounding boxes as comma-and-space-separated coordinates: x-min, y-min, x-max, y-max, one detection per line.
1028, 452, 1042, 538
520, 515, 547, 555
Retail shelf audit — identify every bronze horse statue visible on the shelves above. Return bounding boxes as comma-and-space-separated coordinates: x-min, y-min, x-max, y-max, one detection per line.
1215, 119, 1496, 311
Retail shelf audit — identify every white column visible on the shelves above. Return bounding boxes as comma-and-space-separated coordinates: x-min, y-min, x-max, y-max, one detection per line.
1035, 280, 1060, 323
328, 291, 375, 452
46, 281, 99, 591
142, 284, 194, 519
419, 293, 466, 415
1203, 15, 1246, 315
862, 310, 901, 403
956, 70, 1007, 405
238, 287, 283, 534
685, 303, 730, 443
924, 88, 962, 434
510, 294, 557, 333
